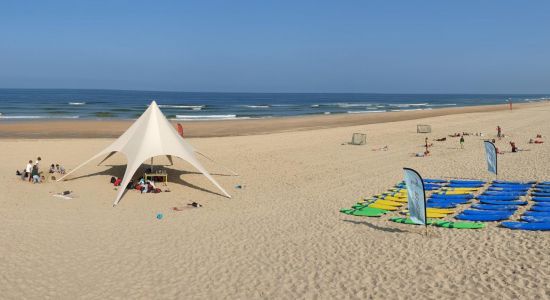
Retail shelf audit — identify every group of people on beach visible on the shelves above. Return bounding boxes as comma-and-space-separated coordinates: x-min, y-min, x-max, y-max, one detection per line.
48, 164, 66, 175
486, 126, 544, 154
17, 157, 43, 183
414, 124, 545, 157
16, 157, 66, 183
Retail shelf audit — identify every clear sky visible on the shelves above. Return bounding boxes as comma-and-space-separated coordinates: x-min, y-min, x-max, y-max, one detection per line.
1, 1, 549, 93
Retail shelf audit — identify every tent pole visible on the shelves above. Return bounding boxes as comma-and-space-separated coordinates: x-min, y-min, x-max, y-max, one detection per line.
196, 151, 239, 176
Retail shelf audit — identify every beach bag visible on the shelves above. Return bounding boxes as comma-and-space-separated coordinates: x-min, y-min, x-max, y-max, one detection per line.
110, 176, 117, 184
114, 178, 122, 186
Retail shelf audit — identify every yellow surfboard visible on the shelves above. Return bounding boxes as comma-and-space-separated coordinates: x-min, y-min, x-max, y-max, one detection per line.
383, 196, 408, 203
404, 208, 454, 214
375, 200, 403, 207
368, 203, 398, 211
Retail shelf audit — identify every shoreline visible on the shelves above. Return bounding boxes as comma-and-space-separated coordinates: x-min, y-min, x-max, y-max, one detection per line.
0, 102, 544, 138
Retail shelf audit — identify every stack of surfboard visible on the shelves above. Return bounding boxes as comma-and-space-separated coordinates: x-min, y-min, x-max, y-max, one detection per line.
456, 181, 530, 222
427, 180, 483, 209
501, 182, 550, 231
340, 179, 448, 217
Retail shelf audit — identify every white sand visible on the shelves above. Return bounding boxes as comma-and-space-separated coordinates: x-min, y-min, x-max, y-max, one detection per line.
1, 104, 550, 299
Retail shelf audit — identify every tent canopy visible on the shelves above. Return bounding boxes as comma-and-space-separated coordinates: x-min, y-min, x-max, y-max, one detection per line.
58, 101, 230, 206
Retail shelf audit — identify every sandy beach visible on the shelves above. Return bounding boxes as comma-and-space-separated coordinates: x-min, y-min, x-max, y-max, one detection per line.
1, 103, 550, 299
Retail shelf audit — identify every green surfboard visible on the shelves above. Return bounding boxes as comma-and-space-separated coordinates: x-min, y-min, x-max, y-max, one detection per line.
390, 217, 485, 229
340, 207, 387, 217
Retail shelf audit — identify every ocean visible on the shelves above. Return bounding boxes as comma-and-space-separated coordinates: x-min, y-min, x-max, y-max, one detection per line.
0, 89, 548, 121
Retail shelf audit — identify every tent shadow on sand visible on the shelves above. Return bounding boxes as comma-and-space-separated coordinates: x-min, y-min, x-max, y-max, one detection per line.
63, 164, 231, 198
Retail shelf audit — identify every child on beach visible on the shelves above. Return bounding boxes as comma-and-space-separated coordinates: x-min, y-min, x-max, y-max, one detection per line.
31, 165, 41, 183
25, 160, 33, 181
497, 126, 502, 139
49, 164, 56, 173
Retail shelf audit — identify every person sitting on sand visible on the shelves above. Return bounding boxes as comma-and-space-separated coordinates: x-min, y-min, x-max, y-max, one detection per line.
188, 202, 202, 208
49, 164, 56, 174
55, 164, 66, 174
510, 141, 517, 153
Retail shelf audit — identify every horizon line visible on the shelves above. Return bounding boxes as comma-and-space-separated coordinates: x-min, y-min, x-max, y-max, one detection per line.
0, 87, 549, 95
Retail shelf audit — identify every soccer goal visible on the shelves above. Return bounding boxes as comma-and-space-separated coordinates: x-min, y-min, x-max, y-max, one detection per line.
350, 133, 367, 145
417, 124, 432, 133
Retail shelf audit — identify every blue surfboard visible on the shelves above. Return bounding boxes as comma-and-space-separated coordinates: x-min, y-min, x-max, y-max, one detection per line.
501, 222, 550, 231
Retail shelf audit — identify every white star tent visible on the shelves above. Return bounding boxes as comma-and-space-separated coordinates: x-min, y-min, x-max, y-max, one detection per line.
57, 101, 231, 206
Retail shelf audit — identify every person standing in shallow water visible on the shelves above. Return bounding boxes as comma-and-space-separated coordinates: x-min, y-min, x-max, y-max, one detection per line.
460, 135, 465, 149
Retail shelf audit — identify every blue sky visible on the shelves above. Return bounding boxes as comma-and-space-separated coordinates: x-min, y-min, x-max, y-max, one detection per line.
1, 1, 549, 93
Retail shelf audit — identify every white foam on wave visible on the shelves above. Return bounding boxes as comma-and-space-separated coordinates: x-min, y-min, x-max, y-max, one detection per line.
158, 105, 205, 110
69, 102, 86, 105
241, 105, 270, 109
390, 103, 429, 108
428, 103, 457, 107
0, 115, 80, 119
271, 104, 299, 107
337, 103, 377, 108
175, 114, 242, 121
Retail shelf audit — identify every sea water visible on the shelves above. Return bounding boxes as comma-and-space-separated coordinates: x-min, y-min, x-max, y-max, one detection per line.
0, 89, 548, 121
